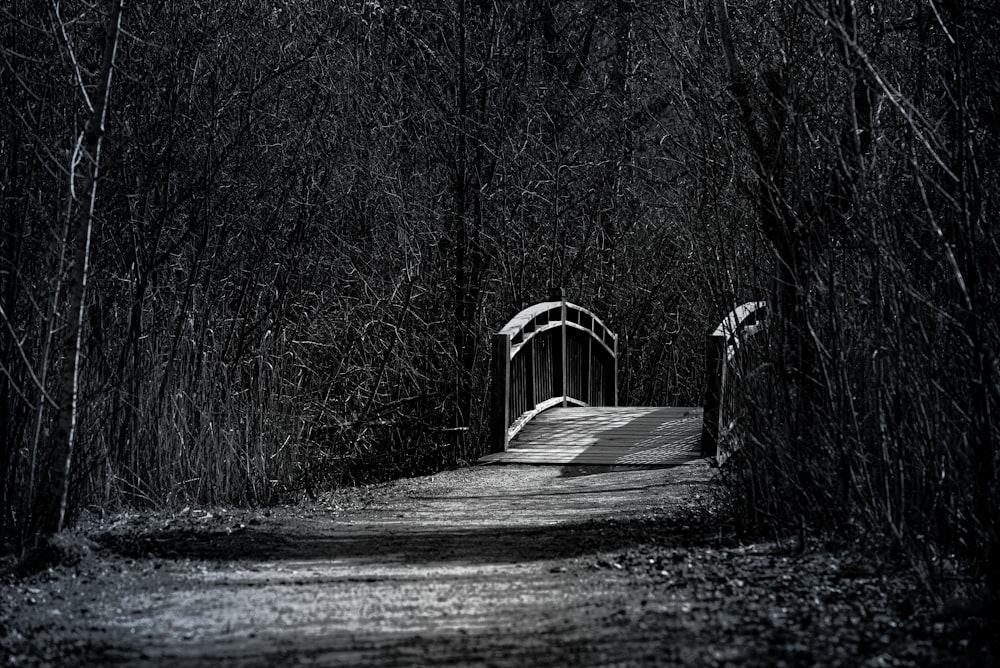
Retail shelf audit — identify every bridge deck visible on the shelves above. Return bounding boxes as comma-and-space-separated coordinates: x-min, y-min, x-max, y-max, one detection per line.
479, 406, 703, 466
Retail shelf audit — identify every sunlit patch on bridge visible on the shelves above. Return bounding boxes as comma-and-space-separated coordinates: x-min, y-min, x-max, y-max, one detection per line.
479, 406, 702, 466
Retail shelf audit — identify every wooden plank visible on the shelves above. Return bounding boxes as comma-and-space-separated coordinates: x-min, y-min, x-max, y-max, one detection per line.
518, 434, 696, 440
519, 441, 698, 447
480, 453, 699, 465
516, 427, 700, 435
479, 450, 697, 459
530, 410, 698, 420
525, 429, 699, 436
527, 416, 700, 424
480, 406, 704, 466
496, 444, 699, 453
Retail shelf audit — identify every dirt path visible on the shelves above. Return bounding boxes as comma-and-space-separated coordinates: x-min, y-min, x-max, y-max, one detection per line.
1, 461, 994, 666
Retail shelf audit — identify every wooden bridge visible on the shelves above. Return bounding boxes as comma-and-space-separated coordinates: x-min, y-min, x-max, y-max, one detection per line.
480, 291, 766, 467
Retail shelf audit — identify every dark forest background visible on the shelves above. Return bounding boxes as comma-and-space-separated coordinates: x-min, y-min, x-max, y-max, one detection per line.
2, 1, 997, 594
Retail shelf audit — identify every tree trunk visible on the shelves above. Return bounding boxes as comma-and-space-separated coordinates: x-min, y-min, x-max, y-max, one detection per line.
38, 0, 125, 537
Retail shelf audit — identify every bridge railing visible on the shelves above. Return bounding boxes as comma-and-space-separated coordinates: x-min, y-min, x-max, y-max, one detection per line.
490, 291, 618, 453
701, 301, 768, 464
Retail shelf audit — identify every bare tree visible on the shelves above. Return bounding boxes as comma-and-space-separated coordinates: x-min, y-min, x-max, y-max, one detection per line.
38, 0, 125, 535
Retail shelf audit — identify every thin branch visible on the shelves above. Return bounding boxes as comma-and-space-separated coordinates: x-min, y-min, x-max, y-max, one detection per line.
802, 0, 957, 182
0, 303, 59, 409
51, 0, 94, 113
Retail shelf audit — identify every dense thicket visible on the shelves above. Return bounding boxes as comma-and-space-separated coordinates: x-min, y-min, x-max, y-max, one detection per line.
705, 0, 1000, 592
1, 1, 707, 548
2, 0, 996, 593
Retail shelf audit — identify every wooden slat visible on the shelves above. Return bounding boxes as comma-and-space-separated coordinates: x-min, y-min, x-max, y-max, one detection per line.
480, 406, 704, 466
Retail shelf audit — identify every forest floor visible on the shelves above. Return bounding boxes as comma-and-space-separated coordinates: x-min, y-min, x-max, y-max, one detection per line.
1, 460, 997, 667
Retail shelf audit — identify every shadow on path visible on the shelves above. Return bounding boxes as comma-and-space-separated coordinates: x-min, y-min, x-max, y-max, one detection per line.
93, 512, 720, 565
558, 464, 678, 478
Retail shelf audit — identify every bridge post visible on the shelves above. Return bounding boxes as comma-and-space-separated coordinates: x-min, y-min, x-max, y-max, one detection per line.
549, 287, 569, 408
612, 331, 619, 407
490, 332, 512, 453
561, 296, 568, 407
701, 301, 767, 462
700, 331, 726, 458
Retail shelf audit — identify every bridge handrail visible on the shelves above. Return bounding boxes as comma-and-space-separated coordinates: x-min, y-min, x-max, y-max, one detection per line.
490, 294, 618, 453
701, 301, 768, 464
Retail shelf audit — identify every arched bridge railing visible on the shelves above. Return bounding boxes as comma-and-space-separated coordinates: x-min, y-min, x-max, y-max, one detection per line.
490, 292, 618, 453
701, 301, 768, 464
